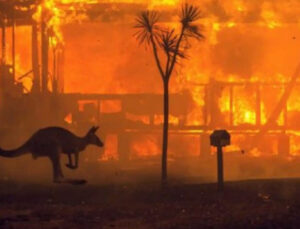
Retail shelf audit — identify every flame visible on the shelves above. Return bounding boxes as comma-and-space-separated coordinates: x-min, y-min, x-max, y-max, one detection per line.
154, 115, 179, 126
99, 134, 119, 161
290, 132, 300, 156
130, 135, 160, 159
260, 2, 282, 29
101, 100, 122, 113
64, 113, 73, 124
249, 147, 262, 158
232, 87, 256, 125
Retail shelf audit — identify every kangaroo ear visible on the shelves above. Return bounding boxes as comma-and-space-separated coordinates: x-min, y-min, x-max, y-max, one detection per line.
93, 126, 99, 132
88, 126, 99, 134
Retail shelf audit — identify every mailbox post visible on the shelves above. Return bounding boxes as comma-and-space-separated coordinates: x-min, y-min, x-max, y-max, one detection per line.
217, 145, 224, 190
210, 130, 231, 191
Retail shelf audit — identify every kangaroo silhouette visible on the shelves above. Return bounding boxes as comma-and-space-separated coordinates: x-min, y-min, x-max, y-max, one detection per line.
0, 126, 104, 184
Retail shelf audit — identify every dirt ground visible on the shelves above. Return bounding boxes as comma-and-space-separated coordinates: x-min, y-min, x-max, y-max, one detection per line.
1, 178, 300, 229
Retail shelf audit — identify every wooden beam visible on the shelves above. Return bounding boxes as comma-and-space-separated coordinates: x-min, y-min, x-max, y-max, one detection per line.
1, 21, 6, 64
32, 22, 40, 93
41, 6, 49, 93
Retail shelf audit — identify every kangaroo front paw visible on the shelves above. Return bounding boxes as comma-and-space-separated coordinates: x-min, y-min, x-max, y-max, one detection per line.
53, 178, 87, 185
70, 179, 87, 185
65, 164, 77, 170
53, 177, 64, 184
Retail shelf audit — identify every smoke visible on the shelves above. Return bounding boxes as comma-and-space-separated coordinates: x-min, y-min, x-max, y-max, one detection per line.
211, 27, 265, 79
63, 21, 162, 94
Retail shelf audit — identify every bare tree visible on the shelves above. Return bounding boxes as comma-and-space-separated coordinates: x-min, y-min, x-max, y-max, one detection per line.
134, 3, 204, 185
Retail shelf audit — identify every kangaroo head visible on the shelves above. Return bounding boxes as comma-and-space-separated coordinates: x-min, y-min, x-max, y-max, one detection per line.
85, 126, 104, 147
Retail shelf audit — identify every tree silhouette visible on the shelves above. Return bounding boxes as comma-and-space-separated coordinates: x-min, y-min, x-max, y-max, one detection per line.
134, 3, 204, 185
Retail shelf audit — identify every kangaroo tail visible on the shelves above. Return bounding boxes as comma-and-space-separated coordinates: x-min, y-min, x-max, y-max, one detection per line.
0, 147, 27, 158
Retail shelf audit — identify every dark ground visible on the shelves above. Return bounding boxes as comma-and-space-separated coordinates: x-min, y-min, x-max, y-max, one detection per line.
0, 178, 300, 229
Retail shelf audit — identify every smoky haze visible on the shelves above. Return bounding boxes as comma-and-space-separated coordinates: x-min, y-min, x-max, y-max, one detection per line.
2, 1, 300, 185
1, 128, 300, 185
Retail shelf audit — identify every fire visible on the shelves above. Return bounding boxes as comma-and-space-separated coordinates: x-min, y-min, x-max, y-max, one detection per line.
130, 135, 160, 159
5, 0, 300, 159
41, 1, 64, 47
153, 115, 179, 126
260, 2, 282, 29
99, 134, 119, 161
290, 132, 300, 156
149, 0, 178, 8
249, 147, 261, 158
232, 86, 256, 125
31, 0, 181, 51
61, 0, 97, 3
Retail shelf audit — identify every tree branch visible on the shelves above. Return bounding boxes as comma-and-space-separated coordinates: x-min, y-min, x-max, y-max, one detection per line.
150, 34, 165, 80
166, 26, 185, 79
165, 52, 170, 81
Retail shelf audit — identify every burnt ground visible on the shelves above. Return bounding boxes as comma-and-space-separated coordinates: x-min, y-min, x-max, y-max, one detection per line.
0, 178, 300, 229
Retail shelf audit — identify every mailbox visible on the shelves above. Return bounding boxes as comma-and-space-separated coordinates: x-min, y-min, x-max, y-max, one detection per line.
210, 130, 230, 147
210, 129, 231, 191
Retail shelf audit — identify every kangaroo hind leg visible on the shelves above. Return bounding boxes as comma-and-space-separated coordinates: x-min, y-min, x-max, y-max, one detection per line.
50, 152, 64, 183
50, 149, 86, 185
66, 152, 79, 170
65, 153, 75, 169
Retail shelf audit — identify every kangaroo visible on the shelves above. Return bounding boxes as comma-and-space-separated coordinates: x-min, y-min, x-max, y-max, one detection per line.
0, 126, 104, 184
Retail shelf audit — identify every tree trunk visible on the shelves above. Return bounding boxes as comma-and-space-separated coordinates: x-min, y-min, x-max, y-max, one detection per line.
162, 80, 169, 186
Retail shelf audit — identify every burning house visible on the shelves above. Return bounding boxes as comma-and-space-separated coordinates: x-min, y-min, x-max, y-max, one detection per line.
1, 0, 300, 165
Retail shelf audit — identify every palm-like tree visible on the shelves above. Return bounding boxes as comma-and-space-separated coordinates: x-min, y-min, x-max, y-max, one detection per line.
134, 4, 204, 185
